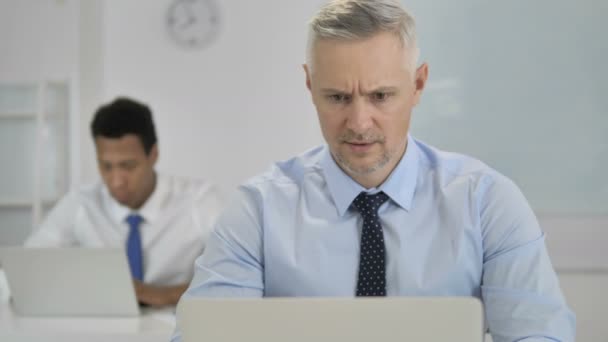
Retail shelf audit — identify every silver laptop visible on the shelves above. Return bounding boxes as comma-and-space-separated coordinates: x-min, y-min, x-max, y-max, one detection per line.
177, 297, 485, 342
0, 247, 139, 317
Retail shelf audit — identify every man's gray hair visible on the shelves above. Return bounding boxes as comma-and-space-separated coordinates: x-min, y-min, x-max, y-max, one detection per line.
306, 0, 419, 70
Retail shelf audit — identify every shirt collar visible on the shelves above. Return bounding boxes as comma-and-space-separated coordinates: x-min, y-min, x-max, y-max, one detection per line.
378, 135, 419, 212
320, 135, 419, 216
102, 172, 165, 224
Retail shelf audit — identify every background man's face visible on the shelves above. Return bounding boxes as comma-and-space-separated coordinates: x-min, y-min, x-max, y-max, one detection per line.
95, 134, 157, 209
305, 31, 427, 186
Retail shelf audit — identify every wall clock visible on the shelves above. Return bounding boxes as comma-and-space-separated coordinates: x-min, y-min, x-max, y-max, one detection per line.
166, 0, 221, 49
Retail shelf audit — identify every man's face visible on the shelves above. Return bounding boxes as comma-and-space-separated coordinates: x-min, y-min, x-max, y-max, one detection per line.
95, 134, 157, 209
305, 31, 428, 187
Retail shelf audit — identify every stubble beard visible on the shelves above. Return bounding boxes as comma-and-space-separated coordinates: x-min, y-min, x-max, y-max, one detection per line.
334, 147, 392, 176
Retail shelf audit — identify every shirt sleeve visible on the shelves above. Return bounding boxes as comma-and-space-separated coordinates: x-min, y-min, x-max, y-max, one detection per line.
23, 191, 80, 247
171, 185, 265, 342
478, 174, 575, 342
184, 184, 264, 296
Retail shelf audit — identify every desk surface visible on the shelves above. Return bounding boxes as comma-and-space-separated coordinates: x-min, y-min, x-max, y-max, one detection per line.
0, 270, 496, 342
0, 270, 174, 342
0, 301, 174, 342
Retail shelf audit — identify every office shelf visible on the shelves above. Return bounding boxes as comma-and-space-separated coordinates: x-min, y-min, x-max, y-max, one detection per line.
0, 81, 71, 245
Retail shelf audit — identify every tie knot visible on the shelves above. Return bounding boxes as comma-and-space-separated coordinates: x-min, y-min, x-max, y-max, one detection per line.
126, 214, 143, 228
352, 191, 389, 217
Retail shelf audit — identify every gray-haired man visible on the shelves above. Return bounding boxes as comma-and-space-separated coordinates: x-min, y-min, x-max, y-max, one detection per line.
173, 1, 574, 341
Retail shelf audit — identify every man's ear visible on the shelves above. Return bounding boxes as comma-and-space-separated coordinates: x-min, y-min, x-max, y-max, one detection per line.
149, 144, 159, 165
303, 64, 312, 91
413, 62, 429, 106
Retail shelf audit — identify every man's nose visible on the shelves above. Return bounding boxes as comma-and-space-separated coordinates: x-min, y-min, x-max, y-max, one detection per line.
109, 171, 127, 189
345, 98, 374, 134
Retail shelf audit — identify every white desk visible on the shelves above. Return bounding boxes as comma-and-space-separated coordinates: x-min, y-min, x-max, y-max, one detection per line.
0, 270, 496, 342
0, 301, 174, 342
0, 270, 173, 342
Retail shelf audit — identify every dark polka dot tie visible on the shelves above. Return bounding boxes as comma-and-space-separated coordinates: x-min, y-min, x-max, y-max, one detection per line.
352, 191, 390, 296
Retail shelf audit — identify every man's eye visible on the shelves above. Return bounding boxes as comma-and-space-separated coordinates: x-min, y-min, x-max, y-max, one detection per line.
372, 92, 390, 101
121, 162, 137, 171
328, 94, 350, 102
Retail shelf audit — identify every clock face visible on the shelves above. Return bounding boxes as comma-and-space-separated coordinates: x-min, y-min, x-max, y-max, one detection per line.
166, 0, 221, 49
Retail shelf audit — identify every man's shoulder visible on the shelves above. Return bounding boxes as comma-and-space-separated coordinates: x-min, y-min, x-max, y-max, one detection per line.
415, 138, 501, 180
68, 181, 105, 203
413, 139, 528, 215
157, 173, 219, 200
160, 173, 212, 190
242, 145, 326, 190
40, 181, 105, 218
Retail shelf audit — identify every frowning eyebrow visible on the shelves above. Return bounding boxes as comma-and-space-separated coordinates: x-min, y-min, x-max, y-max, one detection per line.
319, 86, 399, 95
364, 86, 399, 95
320, 88, 349, 94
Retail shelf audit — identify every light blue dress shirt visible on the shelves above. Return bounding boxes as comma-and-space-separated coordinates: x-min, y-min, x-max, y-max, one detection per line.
174, 136, 575, 342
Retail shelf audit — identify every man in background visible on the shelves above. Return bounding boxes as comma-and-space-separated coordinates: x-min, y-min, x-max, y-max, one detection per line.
26, 97, 223, 307
173, 0, 574, 341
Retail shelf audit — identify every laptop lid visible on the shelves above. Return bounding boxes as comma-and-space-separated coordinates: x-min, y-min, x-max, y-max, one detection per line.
0, 247, 139, 317
177, 297, 484, 342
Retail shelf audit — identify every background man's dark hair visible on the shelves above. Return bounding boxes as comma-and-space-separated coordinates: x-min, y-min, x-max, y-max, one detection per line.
90, 97, 158, 154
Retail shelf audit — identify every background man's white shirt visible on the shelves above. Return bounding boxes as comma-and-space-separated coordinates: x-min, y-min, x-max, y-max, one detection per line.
25, 173, 223, 286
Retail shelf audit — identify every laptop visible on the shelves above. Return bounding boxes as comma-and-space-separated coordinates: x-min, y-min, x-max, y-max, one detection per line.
0, 247, 139, 317
177, 297, 485, 342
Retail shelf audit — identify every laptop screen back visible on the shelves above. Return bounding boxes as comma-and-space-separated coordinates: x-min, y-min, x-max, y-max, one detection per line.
0, 247, 139, 317
177, 297, 484, 342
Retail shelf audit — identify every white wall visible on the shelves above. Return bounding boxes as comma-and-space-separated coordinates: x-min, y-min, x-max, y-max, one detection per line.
88, 0, 326, 193
0, 0, 78, 83
78, 0, 105, 190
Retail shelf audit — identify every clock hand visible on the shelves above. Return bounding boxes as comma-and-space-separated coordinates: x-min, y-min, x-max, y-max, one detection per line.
179, 14, 196, 29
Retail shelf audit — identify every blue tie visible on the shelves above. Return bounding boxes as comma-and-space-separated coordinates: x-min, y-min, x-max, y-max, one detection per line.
126, 214, 144, 281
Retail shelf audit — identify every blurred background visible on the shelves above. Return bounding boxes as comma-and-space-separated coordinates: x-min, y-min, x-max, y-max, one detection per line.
0, 0, 606, 340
